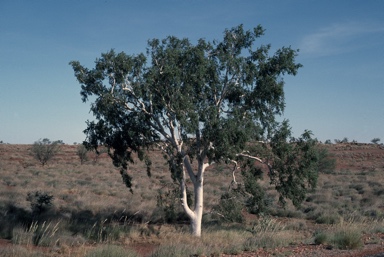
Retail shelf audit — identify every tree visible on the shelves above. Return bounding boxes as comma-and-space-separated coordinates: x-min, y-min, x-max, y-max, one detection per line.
371, 138, 380, 144
70, 24, 319, 236
341, 137, 349, 143
30, 138, 61, 166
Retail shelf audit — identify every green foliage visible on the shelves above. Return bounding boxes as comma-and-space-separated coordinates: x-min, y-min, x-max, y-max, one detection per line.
76, 144, 89, 164
313, 228, 363, 249
313, 231, 328, 245
242, 167, 272, 215
156, 184, 191, 223
30, 138, 61, 166
85, 245, 139, 257
70, 24, 320, 234
266, 126, 319, 207
332, 229, 363, 249
26, 191, 54, 216
215, 191, 244, 223
70, 24, 303, 189
316, 146, 336, 174
371, 138, 381, 144
315, 214, 340, 224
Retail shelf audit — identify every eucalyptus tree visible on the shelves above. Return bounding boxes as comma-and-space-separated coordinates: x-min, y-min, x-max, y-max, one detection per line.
70, 25, 319, 236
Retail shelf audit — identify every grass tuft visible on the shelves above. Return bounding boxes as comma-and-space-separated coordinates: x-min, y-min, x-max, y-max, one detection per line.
331, 228, 363, 250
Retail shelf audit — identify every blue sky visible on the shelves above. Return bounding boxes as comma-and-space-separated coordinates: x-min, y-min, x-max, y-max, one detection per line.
0, 0, 383, 144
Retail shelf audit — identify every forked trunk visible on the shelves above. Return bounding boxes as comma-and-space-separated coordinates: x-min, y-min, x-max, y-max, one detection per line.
181, 157, 205, 237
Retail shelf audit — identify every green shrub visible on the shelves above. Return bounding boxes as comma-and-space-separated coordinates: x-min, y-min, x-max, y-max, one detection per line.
85, 245, 139, 257
215, 192, 244, 223
313, 231, 328, 245
316, 146, 336, 174
156, 184, 191, 223
315, 214, 340, 224
332, 229, 363, 250
26, 191, 54, 216
76, 144, 89, 164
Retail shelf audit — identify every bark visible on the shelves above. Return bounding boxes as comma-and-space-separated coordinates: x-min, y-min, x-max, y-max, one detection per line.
181, 157, 205, 237
191, 179, 203, 236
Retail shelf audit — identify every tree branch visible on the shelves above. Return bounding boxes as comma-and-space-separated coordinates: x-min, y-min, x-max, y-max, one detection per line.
180, 165, 195, 218
236, 152, 275, 175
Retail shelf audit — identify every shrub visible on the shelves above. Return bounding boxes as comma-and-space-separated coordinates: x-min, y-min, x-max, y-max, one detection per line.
332, 228, 363, 249
315, 213, 340, 224
313, 231, 328, 245
214, 191, 244, 223
26, 191, 54, 216
30, 138, 61, 166
316, 146, 336, 174
85, 245, 139, 257
156, 184, 191, 223
76, 144, 89, 164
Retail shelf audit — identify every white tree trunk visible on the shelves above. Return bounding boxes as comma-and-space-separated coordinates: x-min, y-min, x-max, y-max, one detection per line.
190, 180, 203, 236
181, 157, 206, 237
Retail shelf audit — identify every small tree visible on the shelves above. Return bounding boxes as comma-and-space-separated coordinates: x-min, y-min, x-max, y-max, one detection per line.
70, 24, 320, 236
76, 144, 89, 164
341, 137, 349, 143
30, 138, 61, 166
316, 146, 336, 174
371, 138, 380, 144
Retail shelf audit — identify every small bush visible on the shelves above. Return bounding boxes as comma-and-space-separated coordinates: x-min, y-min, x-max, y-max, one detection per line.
214, 192, 244, 223
156, 184, 192, 223
26, 191, 54, 216
332, 228, 363, 250
313, 231, 328, 245
315, 214, 340, 224
85, 245, 139, 257
76, 144, 89, 164
316, 146, 336, 174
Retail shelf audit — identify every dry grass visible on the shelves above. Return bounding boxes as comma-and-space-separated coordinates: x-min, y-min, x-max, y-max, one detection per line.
0, 143, 383, 256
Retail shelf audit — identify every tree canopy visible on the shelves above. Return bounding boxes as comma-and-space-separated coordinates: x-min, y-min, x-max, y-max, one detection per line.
70, 24, 319, 236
